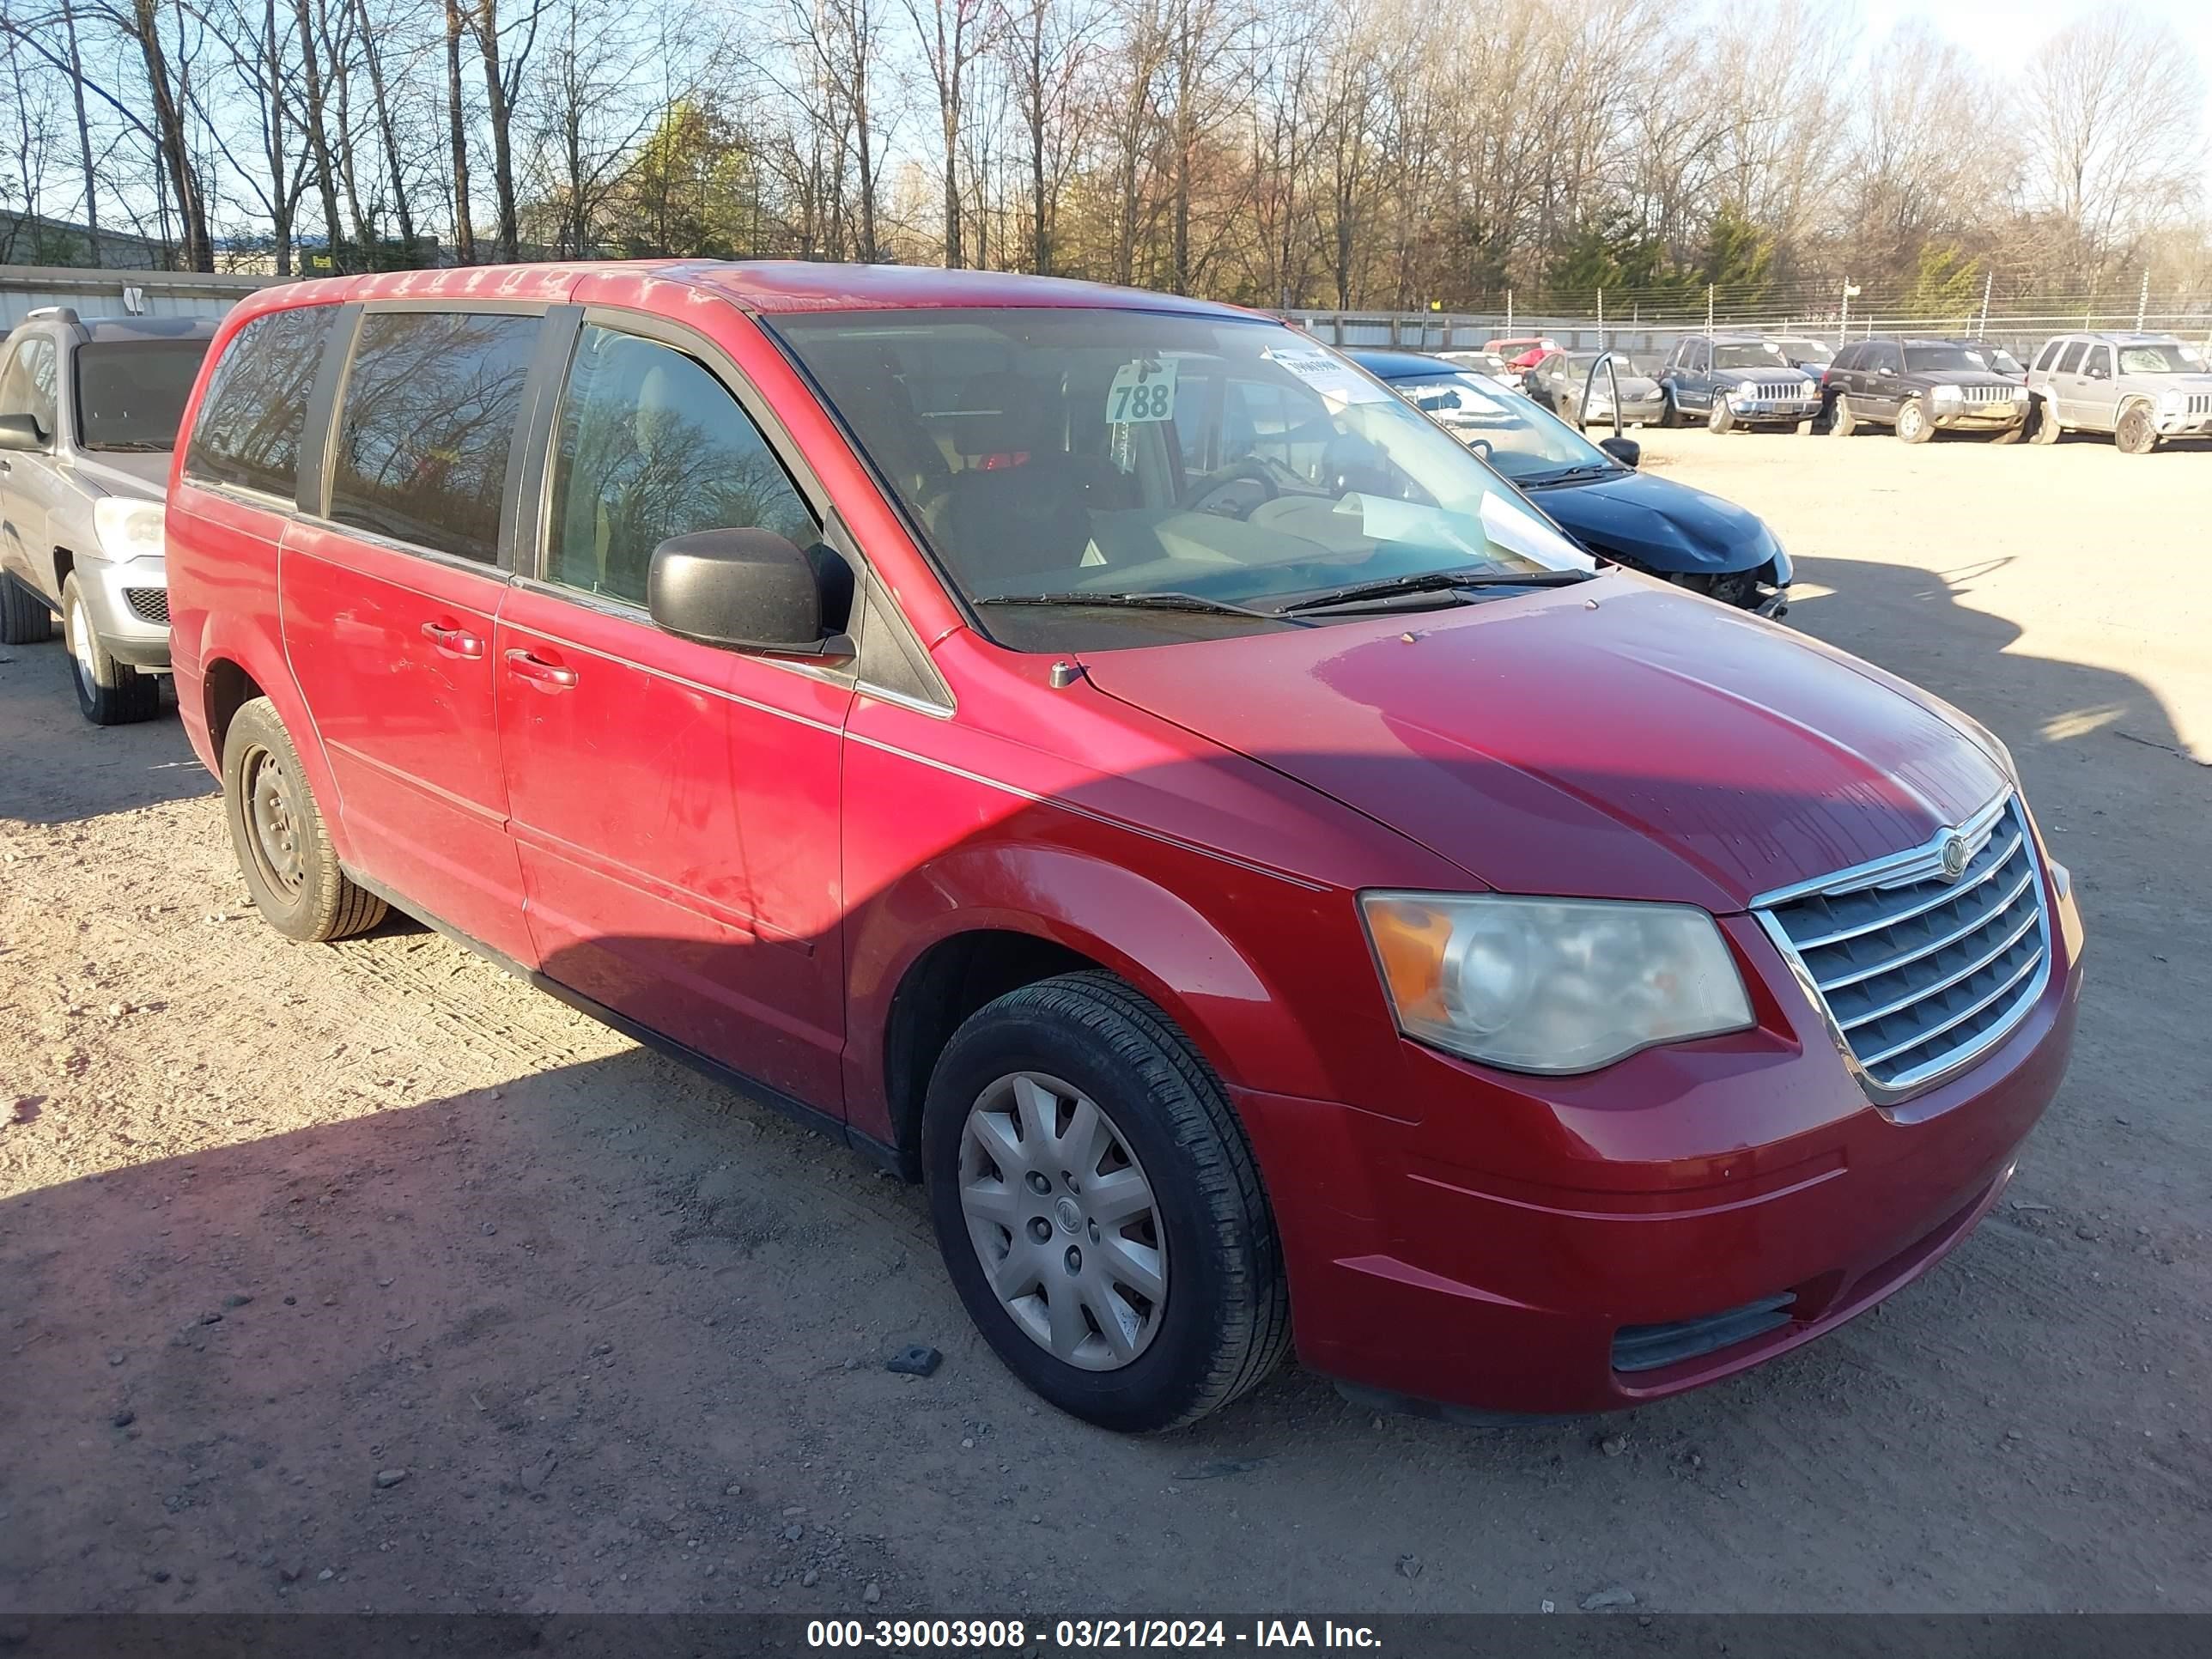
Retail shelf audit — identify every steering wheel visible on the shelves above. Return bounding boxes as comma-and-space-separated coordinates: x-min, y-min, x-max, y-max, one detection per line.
1178, 458, 1282, 519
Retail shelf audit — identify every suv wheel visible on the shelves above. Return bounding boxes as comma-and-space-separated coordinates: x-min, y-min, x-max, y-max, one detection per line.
1830, 392, 1857, 437
221, 696, 388, 942
62, 574, 161, 726
0, 573, 52, 644
1707, 393, 1735, 434
2027, 396, 2061, 444
1896, 397, 1933, 444
923, 970, 1291, 1431
2115, 404, 2159, 455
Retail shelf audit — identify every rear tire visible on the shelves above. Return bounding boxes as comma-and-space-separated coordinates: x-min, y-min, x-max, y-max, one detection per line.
221, 696, 387, 942
2115, 404, 2159, 455
61, 574, 161, 726
2027, 397, 2061, 444
1830, 393, 1857, 437
922, 970, 1291, 1432
1897, 397, 1934, 443
0, 573, 52, 644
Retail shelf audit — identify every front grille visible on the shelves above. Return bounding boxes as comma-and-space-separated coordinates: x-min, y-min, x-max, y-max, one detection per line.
1749, 380, 1808, 401
2184, 393, 2211, 417
1613, 1293, 1796, 1374
1960, 385, 2017, 406
1757, 794, 2050, 1096
124, 587, 170, 625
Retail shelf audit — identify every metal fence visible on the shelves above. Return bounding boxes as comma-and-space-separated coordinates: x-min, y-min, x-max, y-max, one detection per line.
0, 264, 276, 329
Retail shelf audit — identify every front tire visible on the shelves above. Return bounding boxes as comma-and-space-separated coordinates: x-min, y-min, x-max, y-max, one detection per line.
62, 574, 161, 726
0, 573, 52, 644
1897, 397, 1933, 443
922, 971, 1291, 1432
2116, 404, 2159, 455
1707, 394, 1735, 434
1830, 392, 1857, 436
221, 696, 387, 942
2027, 397, 2061, 444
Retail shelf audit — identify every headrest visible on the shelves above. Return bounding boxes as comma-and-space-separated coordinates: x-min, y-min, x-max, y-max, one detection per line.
952, 373, 1050, 458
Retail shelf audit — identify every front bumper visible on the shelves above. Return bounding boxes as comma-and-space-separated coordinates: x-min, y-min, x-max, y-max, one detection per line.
1729, 396, 1823, 424
71, 551, 171, 670
1933, 402, 2028, 431
1235, 875, 2082, 1418
2154, 409, 2212, 436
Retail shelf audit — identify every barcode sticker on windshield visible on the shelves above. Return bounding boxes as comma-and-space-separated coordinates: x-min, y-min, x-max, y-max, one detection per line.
1106, 359, 1179, 423
1262, 345, 1392, 407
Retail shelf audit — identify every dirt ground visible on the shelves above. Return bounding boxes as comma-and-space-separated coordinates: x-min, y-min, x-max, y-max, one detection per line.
3, 427, 2208, 1617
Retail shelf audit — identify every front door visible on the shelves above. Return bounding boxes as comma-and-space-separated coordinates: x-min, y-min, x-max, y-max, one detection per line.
2077, 344, 2118, 431
280, 307, 542, 962
495, 317, 852, 1109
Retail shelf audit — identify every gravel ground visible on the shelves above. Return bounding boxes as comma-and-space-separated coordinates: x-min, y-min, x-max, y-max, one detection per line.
2, 427, 2208, 1615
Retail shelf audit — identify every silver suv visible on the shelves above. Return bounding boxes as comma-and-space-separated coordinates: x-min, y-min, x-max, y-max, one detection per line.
2025, 331, 2212, 453
0, 308, 216, 723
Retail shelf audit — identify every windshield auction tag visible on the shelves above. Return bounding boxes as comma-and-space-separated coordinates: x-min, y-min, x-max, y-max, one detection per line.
1105, 358, 1179, 423
1261, 345, 1392, 407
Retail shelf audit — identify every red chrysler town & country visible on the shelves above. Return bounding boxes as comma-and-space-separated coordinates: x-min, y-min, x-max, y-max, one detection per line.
166, 263, 2083, 1431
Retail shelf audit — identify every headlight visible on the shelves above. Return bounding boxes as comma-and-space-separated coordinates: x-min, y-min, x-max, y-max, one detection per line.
94, 497, 166, 562
1932, 384, 1963, 406
1360, 892, 1754, 1073
2157, 389, 2183, 413
2011, 384, 2029, 401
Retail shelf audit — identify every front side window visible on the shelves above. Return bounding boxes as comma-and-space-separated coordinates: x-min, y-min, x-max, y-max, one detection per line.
0, 337, 58, 441
330, 310, 538, 564
543, 324, 816, 605
76, 339, 210, 451
2084, 346, 2113, 380
771, 308, 1590, 651
185, 307, 337, 499
1870, 343, 1904, 374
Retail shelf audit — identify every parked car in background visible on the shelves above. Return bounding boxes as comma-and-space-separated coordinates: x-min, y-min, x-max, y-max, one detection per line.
0, 308, 216, 723
167, 264, 2079, 1434
1657, 335, 1823, 432
1352, 349, 1790, 615
1821, 337, 2028, 444
1522, 348, 1667, 427
1482, 335, 1559, 370
1769, 335, 1837, 374
2023, 332, 2212, 453
1435, 349, 1526, 390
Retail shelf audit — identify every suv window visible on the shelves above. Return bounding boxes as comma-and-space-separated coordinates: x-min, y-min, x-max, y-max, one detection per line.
1831, 344, 1861, 371
2033, 340, 2063, 372
0, 336, 59, 441
1686, 341, 1709, 372
330, 310, 538, 564
76, 339, 210, 452
543, 324, 816, 606
2083, 345, 2113, 380
1869, 343, 1903, 374
185, 307, 337, 499
2056, 342, 2086, 374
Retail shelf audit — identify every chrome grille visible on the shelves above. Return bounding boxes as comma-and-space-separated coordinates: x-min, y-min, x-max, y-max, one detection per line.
1960, 385, 2016, 405
124, 587, 170, 625
1750, 380, 1808, 401
2185, 393, 2211, 417
1757, 795, 2050, 1097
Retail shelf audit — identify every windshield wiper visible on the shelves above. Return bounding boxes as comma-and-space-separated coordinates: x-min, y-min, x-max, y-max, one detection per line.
975, 591, 1314, 626
1517, 461, 1617, 485
1279, 566, 1589, 615
85, 440, 175, 453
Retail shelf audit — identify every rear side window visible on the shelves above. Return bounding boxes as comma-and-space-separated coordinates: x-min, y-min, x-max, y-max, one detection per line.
2056, 342, 2086, 374
1832, 345, 1861, 371
2034, 341, 2063, 372
185, 307, 336, 499
542, 324, 815, 605
330, 310, 538, 564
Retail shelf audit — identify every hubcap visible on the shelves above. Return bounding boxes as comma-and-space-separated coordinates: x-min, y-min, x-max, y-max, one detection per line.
957, 1071, 1166, 1371
244, 746, 307, 896
1902, 404, 1923, 437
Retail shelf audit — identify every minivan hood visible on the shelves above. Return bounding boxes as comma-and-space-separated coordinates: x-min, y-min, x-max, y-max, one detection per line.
70, 451, 173, 497
1082, 576, 2006, 913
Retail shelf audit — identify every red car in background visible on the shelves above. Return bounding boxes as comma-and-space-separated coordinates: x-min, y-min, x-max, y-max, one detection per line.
163, 263, 2082, 1431
1484, 334, 1560, 369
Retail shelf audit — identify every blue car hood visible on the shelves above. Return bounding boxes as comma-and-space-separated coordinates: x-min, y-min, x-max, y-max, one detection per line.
1519, 467, 1781, 579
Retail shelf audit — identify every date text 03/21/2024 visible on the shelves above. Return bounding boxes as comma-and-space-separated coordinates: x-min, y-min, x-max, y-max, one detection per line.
805, 1620, 1382, 1650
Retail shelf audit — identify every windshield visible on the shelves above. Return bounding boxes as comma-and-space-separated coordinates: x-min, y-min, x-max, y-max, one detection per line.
1903, 344, 1983, 374
2117, 343, 2198, 374
1961, 344, 2023, 374
775, 311, 1591, 649
1375, 371, 1617, 480
1775, 337, 1833, 365
1714, 343, 1790, 370
73, 338, 210, 451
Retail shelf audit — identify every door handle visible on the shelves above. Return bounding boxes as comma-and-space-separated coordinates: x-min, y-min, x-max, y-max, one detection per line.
419, 618, 484, 659
504, 647, 578, 690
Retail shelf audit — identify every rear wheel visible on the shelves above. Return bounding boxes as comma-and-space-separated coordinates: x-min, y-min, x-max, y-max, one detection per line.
221, 696, 387, 942
2115, 404, 2159, 455
0, 573, 52, 644
1896, 397, 1933, 444
923, 971, 1290, 1431
61, 574, 161, 726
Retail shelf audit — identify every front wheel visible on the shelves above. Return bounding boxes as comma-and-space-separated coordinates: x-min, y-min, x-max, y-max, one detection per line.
1830, 392, 1857, 436
1897, 397, 1933, 443
1707, 394, 1735, 434
0, 573, 52, 644
2027, 398, 2061, 444
2116, 404, 2160, 455
61, 574, 161, 726
923, 971, 1291, 1432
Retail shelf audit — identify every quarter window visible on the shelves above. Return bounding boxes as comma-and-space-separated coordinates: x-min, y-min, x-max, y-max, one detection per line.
541, 325, 816, 606
185, 307, 336, 499
330, 310, 538, 564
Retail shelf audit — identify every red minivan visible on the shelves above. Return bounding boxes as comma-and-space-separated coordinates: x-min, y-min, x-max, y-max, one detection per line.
165, 263, 2082, 1431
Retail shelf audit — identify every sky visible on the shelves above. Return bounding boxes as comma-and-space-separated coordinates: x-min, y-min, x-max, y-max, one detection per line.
1857, 0, 2212, 199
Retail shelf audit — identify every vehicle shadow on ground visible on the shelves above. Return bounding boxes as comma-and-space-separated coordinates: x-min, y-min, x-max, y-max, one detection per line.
0, 645, 210, 826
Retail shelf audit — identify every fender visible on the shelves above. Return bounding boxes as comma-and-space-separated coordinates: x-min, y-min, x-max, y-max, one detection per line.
842, 839, 1358, 1148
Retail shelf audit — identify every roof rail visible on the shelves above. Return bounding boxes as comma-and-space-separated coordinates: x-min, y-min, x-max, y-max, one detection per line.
23, 305, 82, 325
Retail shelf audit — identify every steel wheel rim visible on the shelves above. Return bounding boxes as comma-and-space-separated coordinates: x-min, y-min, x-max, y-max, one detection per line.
66, 593, 96, 689
1900, 402, 1923, 439
957, 1070, 1167, 1371
243, 744, 307, 896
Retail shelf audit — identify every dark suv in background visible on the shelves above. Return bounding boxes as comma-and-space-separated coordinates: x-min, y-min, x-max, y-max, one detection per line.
1821, 337, 2027, 444
1658, 335, 1823, 432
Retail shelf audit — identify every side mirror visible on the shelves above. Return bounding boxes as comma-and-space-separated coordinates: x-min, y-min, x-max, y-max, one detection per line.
1598, 434, 1641, 468
0, 412, 46, 452
647, 527, 853, 658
